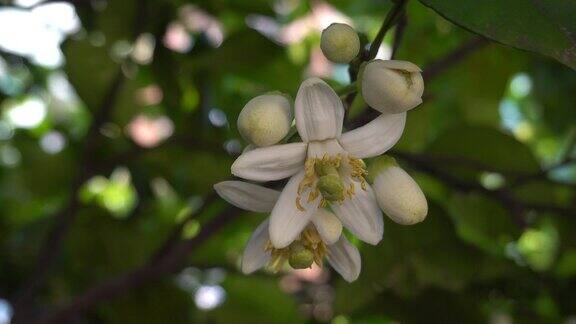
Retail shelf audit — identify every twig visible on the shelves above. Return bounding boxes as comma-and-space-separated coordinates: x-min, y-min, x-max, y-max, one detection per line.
150, 192, 219, 264
345, 0, 408, 109
391, 12, 407, 59
41, 205, 241, 324
391, 151, 575, 221
347, 36, 489, 129
367, 0, 408, 60
10, 70, 125, 323
422, 36, 489, 81
508, 157, 576, 188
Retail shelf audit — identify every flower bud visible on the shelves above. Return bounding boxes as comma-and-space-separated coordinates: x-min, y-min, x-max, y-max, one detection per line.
369, 156, 427, 225
361, 60, 424, 114
320, 23, 360, 64
237, 94, 292, 147
288, 241, 314, 269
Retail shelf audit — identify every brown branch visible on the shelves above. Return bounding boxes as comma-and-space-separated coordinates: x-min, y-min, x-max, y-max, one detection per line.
347, 36, 489, 129
11, 1, 150, 317
422, 36, 489, 81
41, 204, 241, 324
367, 0, 408, 60
508, 157, 576, 189
10, 70, 125, 323
391, 12, 407, 59
391, 150, 576, 222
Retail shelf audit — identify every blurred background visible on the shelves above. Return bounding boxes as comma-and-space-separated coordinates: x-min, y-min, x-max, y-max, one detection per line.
0, 0, 575, 323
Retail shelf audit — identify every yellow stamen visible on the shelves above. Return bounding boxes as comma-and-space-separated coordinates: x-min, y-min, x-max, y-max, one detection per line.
264, 226, 328, 272
348, 156, 368, 191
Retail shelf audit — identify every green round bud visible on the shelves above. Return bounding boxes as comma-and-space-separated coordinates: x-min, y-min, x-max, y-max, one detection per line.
288, 242, 314, 269
320, 23, 360, 64
317, 173, 345, 201
237, 94, 292, 147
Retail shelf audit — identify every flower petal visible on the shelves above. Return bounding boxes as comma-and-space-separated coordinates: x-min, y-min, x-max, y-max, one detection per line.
269, 170, 320, 248
307, 138, 345, 159
311, 209, 342, 245
214, 181, 280, 213
331, 181, 383, 245
242, 219, 271, 274
231, 142, 308, 181
295, 77, 344, 142
339, 113, 406, 158
327, 235, 361, 282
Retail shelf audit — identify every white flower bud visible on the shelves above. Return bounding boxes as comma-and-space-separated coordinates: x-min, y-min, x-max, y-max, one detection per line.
361, 59, 424, 114
237, 94, 292, 147
320, 23, 360, 64
369, 156, 427, 225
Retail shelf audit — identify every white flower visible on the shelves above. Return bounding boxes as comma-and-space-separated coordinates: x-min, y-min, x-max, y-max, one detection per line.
361, 60, 424, 114
237, 93, 292, 147
214, 181, 361, 282
368, 156, 428, 225
231, 78, 406, 248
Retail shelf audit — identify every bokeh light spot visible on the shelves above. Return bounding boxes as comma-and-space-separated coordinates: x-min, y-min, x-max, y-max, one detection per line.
194, 285, 226, 310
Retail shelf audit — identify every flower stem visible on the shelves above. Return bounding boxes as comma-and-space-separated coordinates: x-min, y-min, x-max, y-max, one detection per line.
367, 0, 408, 60
337, 82, 357, 96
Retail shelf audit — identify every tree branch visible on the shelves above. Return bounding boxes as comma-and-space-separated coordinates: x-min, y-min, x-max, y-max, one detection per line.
367, 0, 408, 60
41, 204, 241, 324
422, 36, 489, 81
347, 36, 489, 129
391, 12, 407, 59
391, 150, 576, 222
10, 70, 125, 323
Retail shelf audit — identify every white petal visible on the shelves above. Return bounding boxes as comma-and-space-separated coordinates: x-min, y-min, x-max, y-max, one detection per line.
327, 235, 361, 282
242, 219, 271, 274
214, 181, 280, 213
339, 113, 406, 158
269, 170, 320, 248
295, 77, 344, 142
361, 60, 424, 114
374, 165, 428, 225
231, 142, 308, 181
377, 60, 422, 72
331, 181, 383, 245
311, 209, 342, 245
307, 138, 345, 159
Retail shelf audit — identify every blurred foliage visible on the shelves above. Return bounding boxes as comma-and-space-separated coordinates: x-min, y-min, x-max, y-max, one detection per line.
0, 0, 575, 323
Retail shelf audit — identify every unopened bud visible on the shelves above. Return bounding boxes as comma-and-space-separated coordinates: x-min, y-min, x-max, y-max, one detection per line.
237, 94, 292, 147
320, 23, 360, 64
318, 174, 345, 202
288, 241, 314, 269
369, 156, 428, 225
361, 60, 424, 114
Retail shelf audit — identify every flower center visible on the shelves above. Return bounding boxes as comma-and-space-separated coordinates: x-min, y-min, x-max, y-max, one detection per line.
265, 226, 327, 271
295, 154, 368, 211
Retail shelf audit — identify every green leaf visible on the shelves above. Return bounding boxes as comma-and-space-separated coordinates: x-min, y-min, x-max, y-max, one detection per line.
447, 193, 519, 256
418, 0, 576, 70
209, 275, 304, 324
425, 125, 540, 181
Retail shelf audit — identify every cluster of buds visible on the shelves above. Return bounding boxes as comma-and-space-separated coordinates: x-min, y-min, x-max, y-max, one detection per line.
214, 23, 427, 282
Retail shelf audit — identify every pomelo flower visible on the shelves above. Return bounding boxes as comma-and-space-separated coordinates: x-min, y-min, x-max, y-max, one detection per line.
231, 78, 406, 249
214, 180, 361, 282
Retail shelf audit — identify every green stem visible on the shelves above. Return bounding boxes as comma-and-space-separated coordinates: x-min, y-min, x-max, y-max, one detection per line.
367, 0, 408, 60
337, 82, 357, 96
